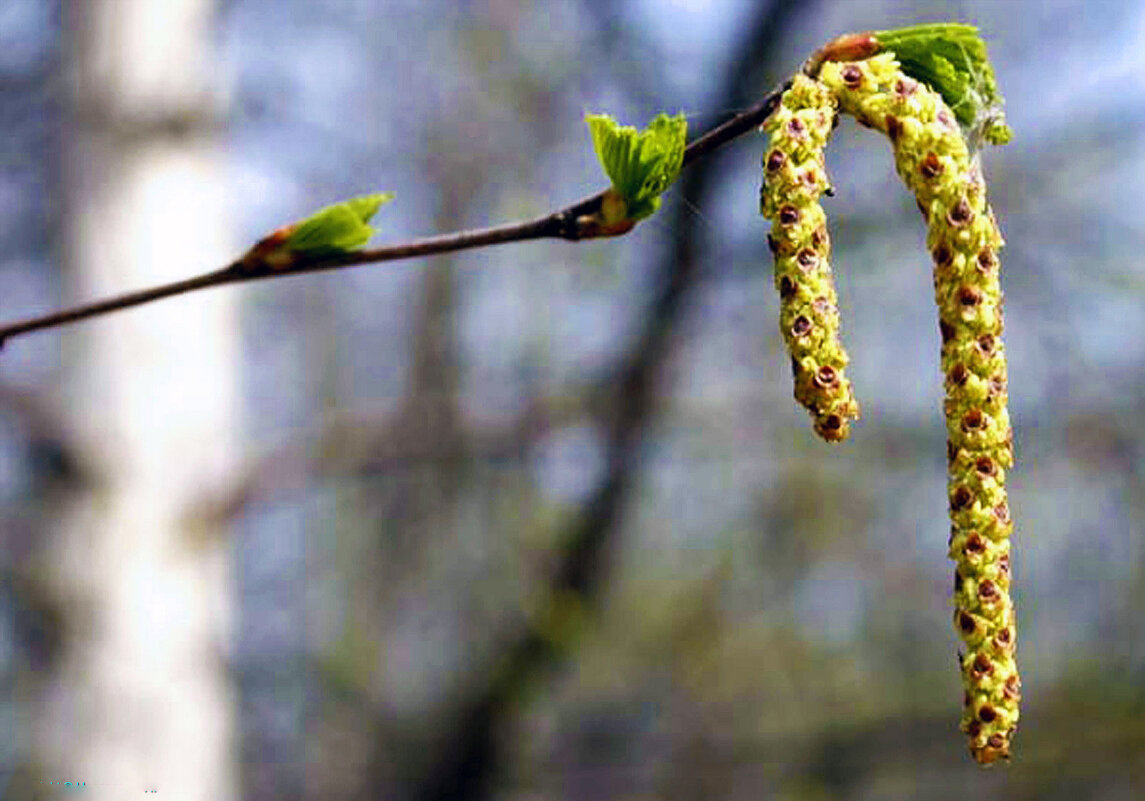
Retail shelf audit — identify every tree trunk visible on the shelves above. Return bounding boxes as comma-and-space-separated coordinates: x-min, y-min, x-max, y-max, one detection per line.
25, 1, 237, 798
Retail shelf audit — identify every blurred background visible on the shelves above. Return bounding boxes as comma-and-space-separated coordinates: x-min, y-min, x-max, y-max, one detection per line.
1, 0, 1143, 799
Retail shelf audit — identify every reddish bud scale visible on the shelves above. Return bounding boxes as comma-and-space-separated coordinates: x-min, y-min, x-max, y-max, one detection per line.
239, 224, 299, 273
820, 53, 1018, 764
803, 32, 881, 80
760, 74, 860, 442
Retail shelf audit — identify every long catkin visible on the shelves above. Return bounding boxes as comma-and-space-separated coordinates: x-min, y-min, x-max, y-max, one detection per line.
760, 74, 861, 443
819, 53, 1019, 765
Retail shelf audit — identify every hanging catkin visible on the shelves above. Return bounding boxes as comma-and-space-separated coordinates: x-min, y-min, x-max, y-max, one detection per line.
819, 52, 1019, 765
760, 74, 860, 442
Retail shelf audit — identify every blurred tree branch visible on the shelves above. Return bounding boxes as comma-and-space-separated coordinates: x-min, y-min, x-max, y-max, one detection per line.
405, 3, 818, 800
192, 390, 596, 529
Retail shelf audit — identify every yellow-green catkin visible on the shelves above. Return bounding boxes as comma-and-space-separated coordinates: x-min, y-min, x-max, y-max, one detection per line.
760, 74, 860, 443
820, 53, 1019, 765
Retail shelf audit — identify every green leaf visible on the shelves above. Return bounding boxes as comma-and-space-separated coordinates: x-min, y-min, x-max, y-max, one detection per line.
874, 23, 1013, 146
586, 112, 687, 221
285, 192, 395, 256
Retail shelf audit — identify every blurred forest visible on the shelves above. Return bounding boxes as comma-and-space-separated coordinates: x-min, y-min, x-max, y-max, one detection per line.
1, 0, 1144, 799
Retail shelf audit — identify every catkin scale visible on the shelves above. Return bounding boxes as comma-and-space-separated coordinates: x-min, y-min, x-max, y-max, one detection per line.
760, 75, 860, 442
819, 53, 1019, 765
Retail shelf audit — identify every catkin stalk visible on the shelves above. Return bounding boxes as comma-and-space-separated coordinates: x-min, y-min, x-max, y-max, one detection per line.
819, 53, 1020, 764
760, 75, 861, 442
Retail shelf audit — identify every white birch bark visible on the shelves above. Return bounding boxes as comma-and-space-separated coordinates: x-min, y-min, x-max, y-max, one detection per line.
29, 1, 237, 797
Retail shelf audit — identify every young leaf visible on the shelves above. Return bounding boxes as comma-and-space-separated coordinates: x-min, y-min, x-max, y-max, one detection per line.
586, 112, 687, 222
285, 192, 395, 257
873, 23, 1013, 146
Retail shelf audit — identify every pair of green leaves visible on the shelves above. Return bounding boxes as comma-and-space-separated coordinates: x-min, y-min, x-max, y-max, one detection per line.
263, 112, 687, 262
585, 112, 688, 223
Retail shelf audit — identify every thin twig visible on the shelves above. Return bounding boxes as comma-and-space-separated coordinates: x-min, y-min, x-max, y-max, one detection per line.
0, 267, 238, 344
0, 84, 788, 347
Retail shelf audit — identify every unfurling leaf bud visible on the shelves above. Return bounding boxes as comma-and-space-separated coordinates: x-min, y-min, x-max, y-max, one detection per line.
586, 112, 687, 228
240, 192, 395, 272
760, 74, 859, 443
